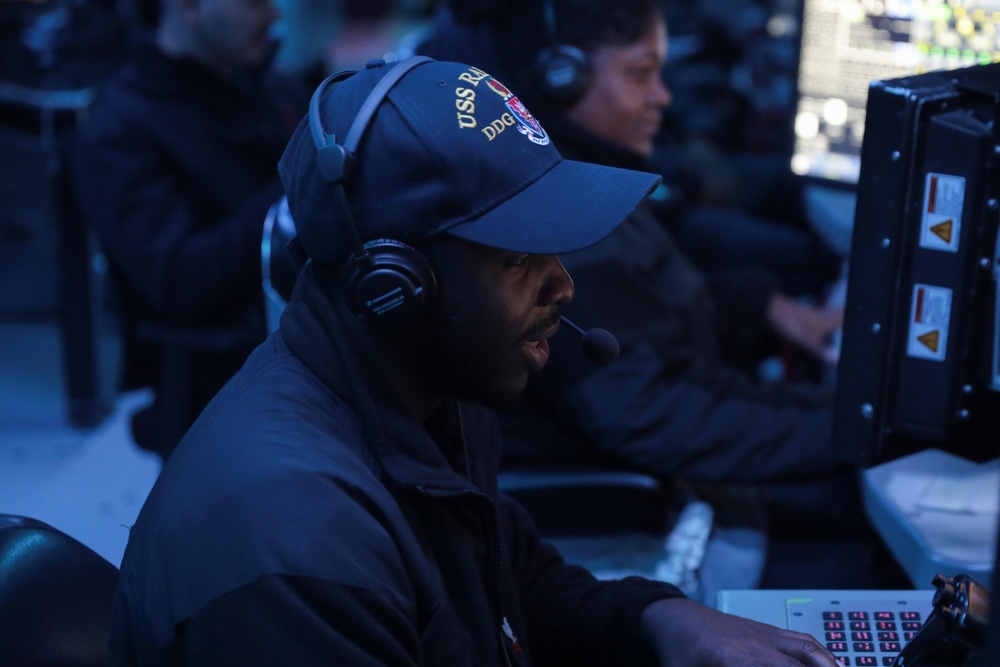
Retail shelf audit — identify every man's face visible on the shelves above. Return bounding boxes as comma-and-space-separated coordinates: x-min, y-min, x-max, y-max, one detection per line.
564, 15, 671, 157
189, 0, 279, 72
400, 238, 575, 409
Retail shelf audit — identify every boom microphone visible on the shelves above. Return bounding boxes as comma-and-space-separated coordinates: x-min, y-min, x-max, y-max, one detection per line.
560, 316, 620, 366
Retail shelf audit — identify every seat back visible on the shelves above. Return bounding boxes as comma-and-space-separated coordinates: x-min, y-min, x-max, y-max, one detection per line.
0, 514, 118, 666
261, 196, 300, 333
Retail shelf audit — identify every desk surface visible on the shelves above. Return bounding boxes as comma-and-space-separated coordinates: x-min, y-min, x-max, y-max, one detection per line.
862, 449, 997, 588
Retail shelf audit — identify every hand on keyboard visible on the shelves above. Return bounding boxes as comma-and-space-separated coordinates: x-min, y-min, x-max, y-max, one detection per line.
641, 597, 842, 666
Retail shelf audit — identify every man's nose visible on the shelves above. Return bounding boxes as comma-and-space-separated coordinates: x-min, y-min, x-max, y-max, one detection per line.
652, 77, 673, 108
540, 255, 574, 307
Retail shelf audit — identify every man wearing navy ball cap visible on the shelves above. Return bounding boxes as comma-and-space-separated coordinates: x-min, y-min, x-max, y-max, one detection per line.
108, 57, 839, 667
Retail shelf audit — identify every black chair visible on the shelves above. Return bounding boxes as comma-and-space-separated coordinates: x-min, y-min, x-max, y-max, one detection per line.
261, 196, 301, 328
497, 467, 674, 537
122, 306, 263, 459
0, 514, 119, 666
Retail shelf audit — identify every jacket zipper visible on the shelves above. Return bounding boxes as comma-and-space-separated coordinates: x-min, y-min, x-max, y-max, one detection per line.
419, 486, 517, 665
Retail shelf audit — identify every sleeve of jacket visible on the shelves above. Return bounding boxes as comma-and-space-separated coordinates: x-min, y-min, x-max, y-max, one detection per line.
124, 575, 422, 666
527, 244, 845, 485
70, 98, 277, 323
108, 477, 430, 666
498, 495, 684, 666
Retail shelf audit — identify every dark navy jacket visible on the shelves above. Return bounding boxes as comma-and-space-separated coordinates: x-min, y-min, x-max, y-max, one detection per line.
71, 37, 298, 393
108, 268, 683, 665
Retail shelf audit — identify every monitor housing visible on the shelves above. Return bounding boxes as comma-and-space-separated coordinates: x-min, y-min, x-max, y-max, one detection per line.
832, 62, 1000, 467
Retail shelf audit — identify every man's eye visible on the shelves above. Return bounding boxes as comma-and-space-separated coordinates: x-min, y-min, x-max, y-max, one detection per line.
506, 255, 531, 267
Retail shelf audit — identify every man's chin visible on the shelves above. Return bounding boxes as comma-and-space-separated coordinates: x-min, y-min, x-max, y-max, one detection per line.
456, 377, 527, 411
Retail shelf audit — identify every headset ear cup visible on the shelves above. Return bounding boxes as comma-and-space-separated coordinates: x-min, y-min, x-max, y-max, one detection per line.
344, 239, 437, 327
534, 44, 591, 104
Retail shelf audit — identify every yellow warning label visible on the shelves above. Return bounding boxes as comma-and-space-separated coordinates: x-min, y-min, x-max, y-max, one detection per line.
930, 219, 953, 244
908, 283, 950, 361
917, 330, 940, 353
920, 173, 964, 253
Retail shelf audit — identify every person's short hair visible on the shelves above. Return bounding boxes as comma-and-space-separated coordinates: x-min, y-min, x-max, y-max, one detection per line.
485, 0, 662, 99
278, 57, 660, 266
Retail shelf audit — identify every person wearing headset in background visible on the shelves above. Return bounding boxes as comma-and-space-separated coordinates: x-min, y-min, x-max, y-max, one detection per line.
106, 56, 840, 667
71, 0, 309, 460
414, 0, 908, 591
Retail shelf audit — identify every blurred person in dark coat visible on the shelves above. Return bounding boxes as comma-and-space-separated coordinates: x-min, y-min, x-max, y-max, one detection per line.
72, 0, 306, 459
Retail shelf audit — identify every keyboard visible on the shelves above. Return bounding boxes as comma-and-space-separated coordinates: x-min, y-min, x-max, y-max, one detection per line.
786, 595, 931, 666
717, 589, 934, 666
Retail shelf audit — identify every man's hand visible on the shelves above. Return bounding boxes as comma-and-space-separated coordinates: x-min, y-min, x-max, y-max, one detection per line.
641, 598, 842, 667
767, 294, 843, 363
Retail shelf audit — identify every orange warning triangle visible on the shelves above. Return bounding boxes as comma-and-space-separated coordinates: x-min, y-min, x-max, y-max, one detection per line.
930, 219, 953, 244
918, 330, 940, 353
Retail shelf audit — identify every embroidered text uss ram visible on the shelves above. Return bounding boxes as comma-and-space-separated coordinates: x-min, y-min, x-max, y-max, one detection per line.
454, 66, 491, 129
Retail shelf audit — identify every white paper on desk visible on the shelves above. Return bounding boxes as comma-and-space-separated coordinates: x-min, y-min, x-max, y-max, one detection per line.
915, 460, 1000, 515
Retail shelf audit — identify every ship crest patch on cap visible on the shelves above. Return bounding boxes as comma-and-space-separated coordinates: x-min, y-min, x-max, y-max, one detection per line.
486, 77, 550, 146
453, 66, 550, 146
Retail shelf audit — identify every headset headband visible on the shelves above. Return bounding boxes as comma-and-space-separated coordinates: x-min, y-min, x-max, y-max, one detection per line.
309, 56, 434, 183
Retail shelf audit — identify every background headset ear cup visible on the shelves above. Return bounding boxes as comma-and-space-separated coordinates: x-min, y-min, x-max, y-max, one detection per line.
344, 238, 438, 327
534, 43, 592, 104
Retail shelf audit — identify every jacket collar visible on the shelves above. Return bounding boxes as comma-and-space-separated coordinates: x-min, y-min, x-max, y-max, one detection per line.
280, 266, 482, 494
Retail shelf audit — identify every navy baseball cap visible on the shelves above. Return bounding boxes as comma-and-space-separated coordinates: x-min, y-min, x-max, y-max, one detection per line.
278, 57, 661, 262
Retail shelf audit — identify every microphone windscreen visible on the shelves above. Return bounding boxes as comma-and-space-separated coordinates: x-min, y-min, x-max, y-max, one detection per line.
581, 327, 620, 366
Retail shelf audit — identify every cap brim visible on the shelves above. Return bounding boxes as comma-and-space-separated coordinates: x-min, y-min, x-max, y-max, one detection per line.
444, 158, 661, 254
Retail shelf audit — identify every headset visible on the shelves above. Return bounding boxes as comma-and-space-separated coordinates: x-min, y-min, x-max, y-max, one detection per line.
532, 0, 591, 104
307, 56, 438, 328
